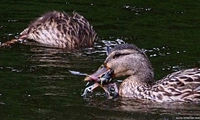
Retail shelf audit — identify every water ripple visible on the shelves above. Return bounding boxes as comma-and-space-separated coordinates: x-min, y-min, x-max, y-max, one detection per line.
85, 97, 200, 116
162, 63, 184, 72
84, 38, 126, 56
0, 66, 23, 73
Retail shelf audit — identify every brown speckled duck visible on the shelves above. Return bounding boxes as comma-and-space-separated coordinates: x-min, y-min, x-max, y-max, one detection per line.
1, 11, 97, 49
83, 44, 200, 103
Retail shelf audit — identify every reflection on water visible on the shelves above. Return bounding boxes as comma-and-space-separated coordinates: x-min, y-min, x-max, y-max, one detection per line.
117, 98, 200, 115
0, 0, 200, 119
30, 47, 69, 68
85, 97, 200, 119
4, 37, 197, 119
0, 37, 199, 119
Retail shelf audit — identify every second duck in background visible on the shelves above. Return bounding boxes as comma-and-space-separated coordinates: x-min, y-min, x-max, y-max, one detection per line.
1, 11, 97, 49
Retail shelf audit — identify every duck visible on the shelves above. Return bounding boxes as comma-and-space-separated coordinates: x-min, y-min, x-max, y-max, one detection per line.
0, 11, 97, 49
83, 44, 200, 103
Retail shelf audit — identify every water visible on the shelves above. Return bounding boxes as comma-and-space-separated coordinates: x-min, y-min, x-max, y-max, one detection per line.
0, 0, 200, 119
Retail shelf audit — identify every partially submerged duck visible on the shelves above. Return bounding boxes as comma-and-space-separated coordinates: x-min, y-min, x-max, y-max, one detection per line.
83, 44, 200, 103
1, 11, 97, 49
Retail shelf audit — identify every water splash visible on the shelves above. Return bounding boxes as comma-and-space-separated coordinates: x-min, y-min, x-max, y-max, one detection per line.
0, 25, 4, 29
69, 70, 88, 76
143, 46, 187, 58
84, 38, 126, 56
123, 5, 152, 15
102, 38, 126, 47
162, 64, 184, 72
7, 19, 18, 22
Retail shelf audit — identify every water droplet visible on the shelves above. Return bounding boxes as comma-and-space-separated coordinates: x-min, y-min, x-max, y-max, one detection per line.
69, 70, 88, 76
7, 19, 18, 22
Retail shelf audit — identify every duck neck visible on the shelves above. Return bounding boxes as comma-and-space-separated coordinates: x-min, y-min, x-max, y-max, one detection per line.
119, 75, 153, 99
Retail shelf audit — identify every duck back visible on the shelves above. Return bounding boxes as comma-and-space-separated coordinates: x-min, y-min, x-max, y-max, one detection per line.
150, 68, 200, 102
1, 11, 97, 49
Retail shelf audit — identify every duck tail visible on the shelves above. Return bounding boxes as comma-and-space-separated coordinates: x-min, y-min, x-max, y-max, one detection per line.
0, 35, 26, 48
0, 39, 19, 47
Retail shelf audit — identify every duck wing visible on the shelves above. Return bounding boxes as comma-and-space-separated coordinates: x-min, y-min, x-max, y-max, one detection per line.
151, 68, 200, 102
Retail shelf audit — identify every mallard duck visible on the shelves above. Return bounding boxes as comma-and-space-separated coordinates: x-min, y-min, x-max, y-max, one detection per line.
0, 11, 97, 49
83, 44, 200, 103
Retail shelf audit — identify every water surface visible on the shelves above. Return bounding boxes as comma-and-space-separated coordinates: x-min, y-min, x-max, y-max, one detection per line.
0, 0, 200, 120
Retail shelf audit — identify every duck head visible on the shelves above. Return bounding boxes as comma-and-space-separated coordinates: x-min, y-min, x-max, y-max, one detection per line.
83, 44, 154, 98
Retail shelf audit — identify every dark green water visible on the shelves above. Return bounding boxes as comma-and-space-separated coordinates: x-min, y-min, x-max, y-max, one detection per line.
0, 0, 200, 120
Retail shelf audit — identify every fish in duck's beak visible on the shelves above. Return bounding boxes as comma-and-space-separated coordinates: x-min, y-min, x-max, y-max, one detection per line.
82, 65, 118, 98
84, 65, 113, 84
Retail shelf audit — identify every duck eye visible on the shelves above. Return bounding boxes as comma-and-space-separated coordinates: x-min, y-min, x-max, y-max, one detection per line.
113, 52, 131, 59
113, 53, 121, 59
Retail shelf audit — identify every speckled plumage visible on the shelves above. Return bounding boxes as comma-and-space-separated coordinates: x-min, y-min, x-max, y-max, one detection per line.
119, 68, 200, 102
112, 44, 200, 102
1, 11, 97, 49
85, 44, 200, 103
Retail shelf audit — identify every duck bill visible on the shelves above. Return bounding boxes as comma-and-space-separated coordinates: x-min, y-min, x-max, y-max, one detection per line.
84, 65, 112, 83
83, 66, 118, 98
